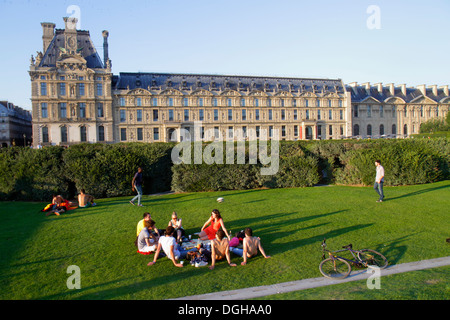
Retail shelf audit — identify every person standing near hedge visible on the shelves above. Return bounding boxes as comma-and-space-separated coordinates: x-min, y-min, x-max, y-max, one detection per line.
374, 160, 385, 202
130, 167, 144, 207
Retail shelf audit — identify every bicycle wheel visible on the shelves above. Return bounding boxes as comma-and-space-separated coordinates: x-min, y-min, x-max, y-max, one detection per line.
319, 257, 351, 279
357, 249, 388, 269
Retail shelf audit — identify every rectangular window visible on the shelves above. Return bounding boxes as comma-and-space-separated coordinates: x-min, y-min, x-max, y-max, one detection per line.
97, 103, 104, 117
268, 109, 273, 120
153, 110, 159, 121
184, 109, 189, 121
367, 105, 372, 118
267, 99, 272, 107
228, 109, 233, 121
120, 110, 126, 123
281, 109, 286, 120
354, 105, 359, 117
199, 109, 204, 121
380, 106, 384, 118
294, 125, 298, 137
80, 126, 87, 142
42, 127, 49, 143
255, 98, 259, 107
306, 109, 309, 120
242, 126, 247, 138
59, 103, 67, 118
242, 109, 247, 121
317, 110, 321, 120
79, 103, 86, 118
98, 126, 105, 142
61, 126, 68, 143
328, 109, 332, 120
152, 98, 158, 106
228, 126, 233, 138
305, 99, 309, 107
339, 110, 343, 120
169, 109, 174, 121
255, 109, 260, 121
256, 126, 260, 138
137, 128, 143, 141
214, 127, 220, 139
293, 109, 297, 120
120, 97, 126, 106
59, 83, 66, 96
198, 98, 203, 107
214, 109, 219, 121
120, 128, 127, 141
328, 100, 332, 107
153, 128, 159, 141
329, 125, 333, 136
97, 83, 103, 96
269, 126, 273, 138
183, 98, 189, 107
213, 98, 218, 107
241, 98, 245, 107
168, 98, 173, 107
293, 99, 297, 107
227, 98, 232, 107
79, 83, 85, 96
41, 103, 48, 118
136, 98, 142, 107
137, 109, 143, 122
40, 83, 47, 96
282, 125, 286, 137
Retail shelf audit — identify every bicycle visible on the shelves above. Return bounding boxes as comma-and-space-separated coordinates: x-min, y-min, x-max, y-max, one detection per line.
319, 238, 388, 279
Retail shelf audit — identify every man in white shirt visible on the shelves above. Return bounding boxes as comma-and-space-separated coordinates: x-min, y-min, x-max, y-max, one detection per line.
374, 160, 385, 202
147, 226, 194, 268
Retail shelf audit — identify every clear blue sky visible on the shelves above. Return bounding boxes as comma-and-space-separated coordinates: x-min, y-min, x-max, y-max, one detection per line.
1, 0, 449, 111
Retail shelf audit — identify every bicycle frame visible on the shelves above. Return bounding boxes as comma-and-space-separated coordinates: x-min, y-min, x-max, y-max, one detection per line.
321, 240, 367, 267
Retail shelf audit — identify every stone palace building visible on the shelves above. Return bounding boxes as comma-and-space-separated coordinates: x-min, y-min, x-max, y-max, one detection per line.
30, 18, 449, 147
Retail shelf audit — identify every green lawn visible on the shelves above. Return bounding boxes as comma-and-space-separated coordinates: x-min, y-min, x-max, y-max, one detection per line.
0, 180, 449, 300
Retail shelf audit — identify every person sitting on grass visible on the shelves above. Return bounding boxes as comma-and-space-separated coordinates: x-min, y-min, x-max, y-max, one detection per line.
229, 227, 271, 265
136, 212, 152, 237
208, 230, 236, 270
137, 220, 158, 254
78, 189, 96, 208
46, 195, 75, 216
168, 211, 185, 245
147, 226, 196, 268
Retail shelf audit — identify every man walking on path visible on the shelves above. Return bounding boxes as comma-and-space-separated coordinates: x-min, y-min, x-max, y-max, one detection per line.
374, 160, 385, 202
130, 167, 144, 207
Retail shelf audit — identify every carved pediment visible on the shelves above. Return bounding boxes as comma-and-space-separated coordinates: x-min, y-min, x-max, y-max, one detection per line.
190, 89, 213, 96
128, 88, 152, 95
361, 96, 381, 104
220, 89, 241, 97
274, 90, 293, 98
299, 91, 317, 98
160, 88, 182, 96
384, 96, 406, 104
323, 92, 340, 98
410, 95, 437, 104
248, 90, 268, 97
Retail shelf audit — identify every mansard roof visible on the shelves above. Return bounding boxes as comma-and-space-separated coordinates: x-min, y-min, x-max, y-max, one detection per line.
38, 29, 104, 69
112, 72, 345, 95
347, 84, 449, 104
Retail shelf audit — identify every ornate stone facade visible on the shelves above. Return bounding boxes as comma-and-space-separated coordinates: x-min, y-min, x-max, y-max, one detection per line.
30, 19, 449, 146
30, 18, 113, 147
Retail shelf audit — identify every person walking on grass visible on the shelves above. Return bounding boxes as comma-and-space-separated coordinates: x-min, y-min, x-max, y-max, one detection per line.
130, 167, 144, 207
374, 160, 385, 202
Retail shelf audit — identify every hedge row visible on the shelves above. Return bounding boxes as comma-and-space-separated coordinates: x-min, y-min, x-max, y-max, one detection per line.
0, 138, 448, 201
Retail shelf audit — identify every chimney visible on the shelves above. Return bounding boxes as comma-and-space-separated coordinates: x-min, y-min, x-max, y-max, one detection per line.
400, 84, 406, 96
362, 82, 371, 95
417, 84, 426, 96
41, 22, 56, 53
439, 85, 449, 96
102, 30, 109, 68
64, 17, 78, 32
428, 85, 438, 96
374, 83, 383, 93
387, 83, 395, 95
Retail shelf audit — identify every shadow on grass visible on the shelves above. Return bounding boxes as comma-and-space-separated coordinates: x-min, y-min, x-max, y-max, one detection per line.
385, 183, 449, 202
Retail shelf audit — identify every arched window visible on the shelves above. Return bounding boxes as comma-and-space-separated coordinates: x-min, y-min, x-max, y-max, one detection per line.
42, 126, 49, 143
367, 124, 372, 136
61, 126, 68, 143
392, 124, 397, 135
98, 126, 105, 142
403, 124, 408, 135
353, 124, 360, 136
379, 124, 384, 135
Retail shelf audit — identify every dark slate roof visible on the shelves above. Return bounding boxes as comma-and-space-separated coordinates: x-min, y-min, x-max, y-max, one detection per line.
347, 84, 448, 103
0, 102, 32, 121
112, 72, 345, 94
39, 29, 104, 69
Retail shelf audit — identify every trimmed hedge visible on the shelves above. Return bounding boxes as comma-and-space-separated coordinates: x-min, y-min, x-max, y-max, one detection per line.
0, 138, 448, 201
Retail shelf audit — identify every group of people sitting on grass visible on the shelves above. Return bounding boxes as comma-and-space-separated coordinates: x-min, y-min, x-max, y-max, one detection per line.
40, 189, 96, 216
136, 209, 270, 269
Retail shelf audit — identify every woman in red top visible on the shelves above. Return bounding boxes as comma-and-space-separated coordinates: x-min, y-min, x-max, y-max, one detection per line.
199, 209, 231, 241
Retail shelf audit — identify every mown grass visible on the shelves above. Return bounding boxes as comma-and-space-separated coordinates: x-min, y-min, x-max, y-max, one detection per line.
0, 180, 449, 300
